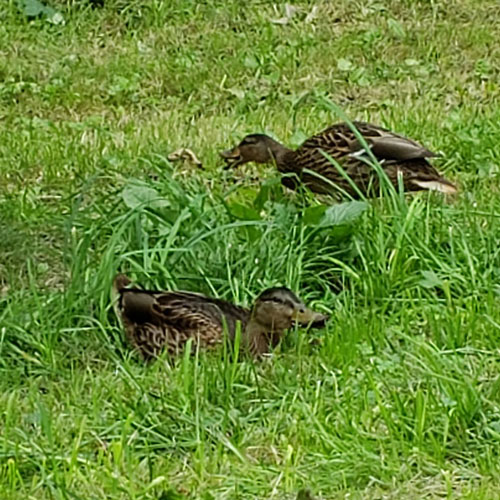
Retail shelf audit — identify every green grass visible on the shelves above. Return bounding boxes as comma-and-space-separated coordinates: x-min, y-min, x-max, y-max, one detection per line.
2, 0, 500, 498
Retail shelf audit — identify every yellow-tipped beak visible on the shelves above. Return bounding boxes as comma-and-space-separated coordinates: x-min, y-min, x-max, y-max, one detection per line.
220, 147, 240, 160
220, 147, 243, 168
292, 307, 329, 328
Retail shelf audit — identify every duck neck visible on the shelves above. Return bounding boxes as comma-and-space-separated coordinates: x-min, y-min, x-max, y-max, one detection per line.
267, 139, 294, 171
243, 318, 284, 356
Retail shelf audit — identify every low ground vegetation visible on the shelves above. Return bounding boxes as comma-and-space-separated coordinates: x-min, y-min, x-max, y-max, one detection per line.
1, 1, 500, 498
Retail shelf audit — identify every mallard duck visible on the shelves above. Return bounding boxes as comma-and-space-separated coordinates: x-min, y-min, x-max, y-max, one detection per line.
221, 121, 457, 198
113, 274, 328, 359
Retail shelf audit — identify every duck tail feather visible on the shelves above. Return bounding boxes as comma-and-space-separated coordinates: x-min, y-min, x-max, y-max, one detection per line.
112, 273, 132, 323
412, 178, 457, 194
113, 273, 132, 293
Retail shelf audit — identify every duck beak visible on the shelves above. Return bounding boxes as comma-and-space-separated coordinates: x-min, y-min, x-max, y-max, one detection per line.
220, 147, 243, 169
292, 307, 329, 329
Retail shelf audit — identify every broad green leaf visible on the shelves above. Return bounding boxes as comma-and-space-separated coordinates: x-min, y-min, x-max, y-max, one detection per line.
18, 0, 57, 18
419, 270, 443, 289
122, 183, 169, 210
227, 202, 261, 221
240, 226, 261, 242
337, 58, 354, 72
253, 178, 282, 211
47, 11, 64, 24
319, 201, 368, 227
253, 185, 270, 212
302, 205, 327, 226
243, 55, 259, 70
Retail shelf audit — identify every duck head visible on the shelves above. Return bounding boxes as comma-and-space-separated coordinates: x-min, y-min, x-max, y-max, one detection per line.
220, 134, 287, 168
252, 286, 329, 332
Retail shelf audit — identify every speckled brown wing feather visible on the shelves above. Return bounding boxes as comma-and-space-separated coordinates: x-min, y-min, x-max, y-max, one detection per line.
297, 122, 436, 159
284, 122, 443, 197
118, 289, 250, 360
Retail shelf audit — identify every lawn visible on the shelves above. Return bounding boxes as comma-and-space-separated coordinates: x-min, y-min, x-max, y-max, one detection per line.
1, 0, 500, 498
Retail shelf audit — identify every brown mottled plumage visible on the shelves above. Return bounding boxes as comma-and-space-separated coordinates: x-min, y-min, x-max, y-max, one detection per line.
221, 121, 457, 198
113, 274, 328, 360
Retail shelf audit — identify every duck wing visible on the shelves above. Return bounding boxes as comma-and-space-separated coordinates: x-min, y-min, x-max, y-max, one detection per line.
152, 291, 250, 337
114, 276, 251, 358
349, 122, 437, 160
119, 288, 249, 353
296, 121, 437, 162
282, 121, 447, 197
